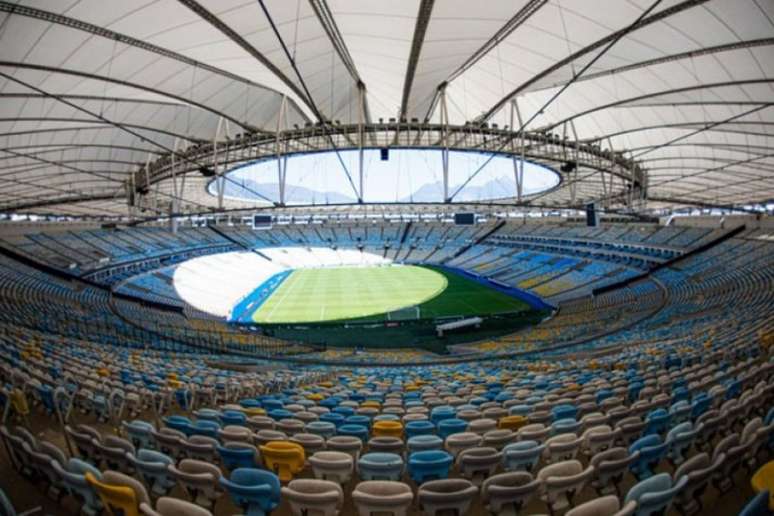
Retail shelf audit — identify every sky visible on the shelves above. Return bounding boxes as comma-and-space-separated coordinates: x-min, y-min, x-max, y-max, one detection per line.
214, 148, 560, 204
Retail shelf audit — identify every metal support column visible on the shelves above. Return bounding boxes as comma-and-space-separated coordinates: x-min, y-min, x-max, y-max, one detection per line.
357, 86, 365, 203
276, 95, 288, 206
440, 87, 450, 202
510, 99, 525, 202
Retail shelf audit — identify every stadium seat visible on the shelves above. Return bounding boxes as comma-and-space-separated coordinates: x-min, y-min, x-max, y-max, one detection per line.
85, 470, 151, 516
503, 440, 544, 472
373, 420, 404, 438
565, 495, 637, 516
352, 481, 413, 516
281, 479, 343, 516
407, 434, 444, 454
408, 450, 454, 483
481, 471, 540, 515
52, 458, 103, 516
752, 461, 774, 510
139, 497, 213, 516
129, 449, 177, 497
444, 432, 483, 458
358, 452, 404, 481
456, 446, 502, 485
308, 451, 354, 484
167, 459, 223, 510
624, 472, 687, 516
537, 460, 594, 513
217, 442, 258, 471
417, 479, 478, 516
260, 441, 305, 482
629, 434, 668, 480
220, 468, 281, 516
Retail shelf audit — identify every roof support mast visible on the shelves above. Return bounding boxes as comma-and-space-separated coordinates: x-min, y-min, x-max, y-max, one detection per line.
276, 95, 289, 206
439, 86, 450, 203
510, 99, 525, 203
358, 85, 366, 203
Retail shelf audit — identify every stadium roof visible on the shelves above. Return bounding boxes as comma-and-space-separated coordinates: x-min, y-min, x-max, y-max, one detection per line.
0, 0, 772, 217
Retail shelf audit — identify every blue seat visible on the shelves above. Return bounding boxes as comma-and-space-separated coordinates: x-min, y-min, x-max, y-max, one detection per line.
220, 468, 281, 516
669, 401, 691, 425
405, 420, 436, 438
333, 406, 355, 417
319, 398, 340, 409
503, 440, 545, 472
628, 382, 644, 403
217, 443, 258, 471
261, 399, 284, 411
408, 450, 453, 483
129, 449, 176, 496
552, 404, 577, 422
189, 420, 221, 438
305, 421, 337, 439
122, 420, 155, 450
437, 418, 467, 439
666, 422, 698, 465
551, 418, 581, 435
345, 415, 371, 429
163, 415, 192, 436
430, 406, 456, 425
320, 412, 346, 428
268, 409, 294, 421
596, 389, 613, 405
629, 435, 668, 480
624, 472, 688, 516
691, 395, 711, 420
37, 386, 56, 416
725, 379, 742, 400
240, 399, 262, 409
739, 490, 771, 516
671, 386, 689, 404
221, 410, 247, 426
358, 452, 404, 481
52, 458, 103, 516
644, 409, 669, 436
508, 404, 531, 416
407, 435, 443, 454
338, 424, 369, 442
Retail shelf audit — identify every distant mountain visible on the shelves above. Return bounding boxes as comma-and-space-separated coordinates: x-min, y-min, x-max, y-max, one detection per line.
222, 176, 516, 204
222, 178, 357, 204
399, 178, 515, 202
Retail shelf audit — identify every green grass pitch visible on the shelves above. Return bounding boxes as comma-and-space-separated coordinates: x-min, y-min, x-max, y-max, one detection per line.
251, 265, 529, 324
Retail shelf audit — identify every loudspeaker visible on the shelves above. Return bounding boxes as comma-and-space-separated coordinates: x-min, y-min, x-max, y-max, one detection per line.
561, 161, 577, 173
380, 148, 389, 161
199, 166, 215, 177
586, 203, 599, 227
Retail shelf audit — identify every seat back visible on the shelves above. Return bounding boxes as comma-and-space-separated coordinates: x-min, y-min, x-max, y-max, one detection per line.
85, 471, 142, 516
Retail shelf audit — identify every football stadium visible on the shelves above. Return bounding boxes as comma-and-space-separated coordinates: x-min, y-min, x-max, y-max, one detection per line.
0, 2, 772, 516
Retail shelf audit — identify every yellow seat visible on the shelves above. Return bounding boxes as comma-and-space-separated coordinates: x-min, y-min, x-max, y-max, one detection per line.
372, 420, 403, 438
244, 407, 267, 416
498, 415, 528, 431
85, 471, 150, 516
10, 388, 29, 418
306, 393, 324, 401
360, 400, 381, 409
260, 441, 305, 482
752, 460, 774, 509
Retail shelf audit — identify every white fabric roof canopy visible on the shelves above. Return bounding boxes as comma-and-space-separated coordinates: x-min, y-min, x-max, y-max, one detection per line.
0, 0, 771, 215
